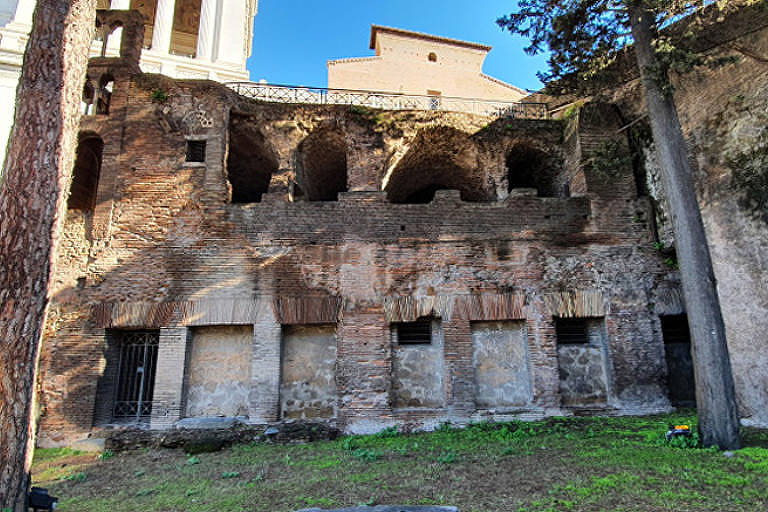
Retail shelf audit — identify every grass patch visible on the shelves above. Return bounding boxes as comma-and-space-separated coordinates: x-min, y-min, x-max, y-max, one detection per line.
32, 412, 768, 512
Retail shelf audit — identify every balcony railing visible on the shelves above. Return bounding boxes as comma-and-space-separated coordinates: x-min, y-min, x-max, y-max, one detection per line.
227, 82, 549, 119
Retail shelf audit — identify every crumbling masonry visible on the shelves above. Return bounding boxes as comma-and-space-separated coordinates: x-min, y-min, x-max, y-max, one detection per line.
37, 8, 768, 446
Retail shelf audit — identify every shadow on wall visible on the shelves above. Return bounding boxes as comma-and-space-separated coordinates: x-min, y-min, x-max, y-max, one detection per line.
383, 126, 491, 203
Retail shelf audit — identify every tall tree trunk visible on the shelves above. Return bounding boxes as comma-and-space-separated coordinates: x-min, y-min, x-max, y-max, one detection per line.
628, 4, 741, 450
0, 0, 96, 508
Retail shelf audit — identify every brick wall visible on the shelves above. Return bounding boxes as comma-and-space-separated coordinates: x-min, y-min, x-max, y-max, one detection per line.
36, 62, 681, 445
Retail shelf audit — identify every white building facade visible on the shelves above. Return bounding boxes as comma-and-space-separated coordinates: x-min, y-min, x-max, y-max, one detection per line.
0, 0, 258, 166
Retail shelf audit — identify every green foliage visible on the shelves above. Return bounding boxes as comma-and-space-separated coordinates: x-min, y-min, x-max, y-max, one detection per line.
31, 412, 768, 512
151, 88, 168, 103
653, 241, 679, 269
436, 449, 458, 464
302, 496, 335, 507
99, 449, 114, 460
186, 455, 200, 465
33, 447, 84, 463
374, 426, 400, 438
562, 101, 585, 120
496, 0, 751, 94
665, 432, 702, 449
727, 128, 768, 223
589, 140, 633, 178
352, 448, 383, 462
65, 471, 87, 483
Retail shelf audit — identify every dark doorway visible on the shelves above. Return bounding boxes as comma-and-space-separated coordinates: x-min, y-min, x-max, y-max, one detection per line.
661, 315, 696, 407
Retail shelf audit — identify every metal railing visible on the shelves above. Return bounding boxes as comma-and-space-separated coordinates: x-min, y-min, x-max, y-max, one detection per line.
227, 82, 549, 119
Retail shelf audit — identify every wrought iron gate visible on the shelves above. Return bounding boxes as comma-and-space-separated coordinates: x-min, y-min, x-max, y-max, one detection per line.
112, 330, 159, 422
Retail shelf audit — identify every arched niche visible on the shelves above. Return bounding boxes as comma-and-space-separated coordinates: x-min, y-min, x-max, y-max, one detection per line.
383, 127, 489, 204
68, 133, 104, 211
506, 143, 566, 197
295, 128, 348, 201
226, 114, 279, 203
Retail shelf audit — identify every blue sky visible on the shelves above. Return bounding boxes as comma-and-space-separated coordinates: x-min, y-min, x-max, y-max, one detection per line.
247, 0, 549, 93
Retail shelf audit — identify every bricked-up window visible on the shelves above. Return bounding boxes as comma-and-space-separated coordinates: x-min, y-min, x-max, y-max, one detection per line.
68, 133, 103, 211
555, 318, 589, 345
395, 318, 432, 344
186, 140, 206, 162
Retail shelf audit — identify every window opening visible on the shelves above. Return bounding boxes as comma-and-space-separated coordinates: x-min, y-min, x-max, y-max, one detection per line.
186, 140, 206, 162
555, 318, 589, 345
428, 52, 437, 62
82, 81, 95, 115
95, 75, 114, 115
68, 134, 103, 211
395, 318, 432, 344
112, 330, 159, 422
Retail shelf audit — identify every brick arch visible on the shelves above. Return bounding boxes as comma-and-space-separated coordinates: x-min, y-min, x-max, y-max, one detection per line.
294, 128, 348, 202
382, 126, 489, 203
226, 114, 279, 203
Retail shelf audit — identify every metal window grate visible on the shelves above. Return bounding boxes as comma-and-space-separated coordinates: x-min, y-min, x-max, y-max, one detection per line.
396, 318, 432, 344
186, 140, 206, 162
112, 330, 159, 421
555, 318, 589, 345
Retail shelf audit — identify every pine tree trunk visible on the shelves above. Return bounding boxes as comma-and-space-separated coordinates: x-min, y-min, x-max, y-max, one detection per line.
0, 0, 96, 508
628, 4, 741, 450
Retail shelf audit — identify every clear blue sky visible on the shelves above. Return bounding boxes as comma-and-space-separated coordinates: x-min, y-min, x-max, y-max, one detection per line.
247, 0, 549, 93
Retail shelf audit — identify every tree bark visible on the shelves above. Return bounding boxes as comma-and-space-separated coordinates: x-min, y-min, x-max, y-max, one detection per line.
628, 3, 741, 449
0, 0, 96, 508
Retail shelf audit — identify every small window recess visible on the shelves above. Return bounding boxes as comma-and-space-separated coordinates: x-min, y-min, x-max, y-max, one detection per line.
555, 318, 589, 345
395, 317, 432, 344
427, 90, 441, 111
428, 52, 437, 62
185, 139, 206, 163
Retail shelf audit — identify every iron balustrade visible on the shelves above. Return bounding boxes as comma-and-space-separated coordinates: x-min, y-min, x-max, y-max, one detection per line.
226, 82, 549, 119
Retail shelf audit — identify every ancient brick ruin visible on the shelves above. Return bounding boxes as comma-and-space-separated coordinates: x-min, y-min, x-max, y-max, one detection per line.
36, 8, 768, 446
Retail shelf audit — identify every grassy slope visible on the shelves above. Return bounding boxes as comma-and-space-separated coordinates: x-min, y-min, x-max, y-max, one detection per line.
32, 412, 768, 512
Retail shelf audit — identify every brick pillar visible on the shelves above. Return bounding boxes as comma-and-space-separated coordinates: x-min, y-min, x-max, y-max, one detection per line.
527, 308, 561, 409
443, 318, 474, 412
345, 131, 387, 192
150, 327, 188, 429
248, 311, 281, 422
337, 309, 392, 429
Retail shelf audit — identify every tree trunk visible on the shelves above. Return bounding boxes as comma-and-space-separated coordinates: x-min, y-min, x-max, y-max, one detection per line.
628, 4, 741, 450
0, 0, 96, 508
